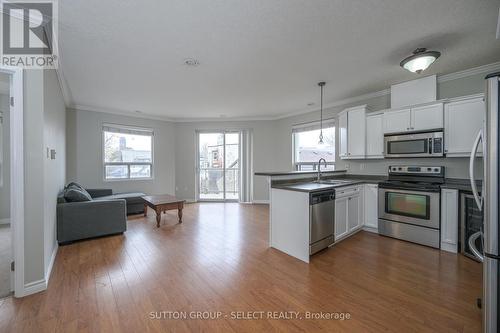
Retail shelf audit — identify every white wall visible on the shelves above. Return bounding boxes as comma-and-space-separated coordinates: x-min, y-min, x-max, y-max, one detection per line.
66, 109, 176, 195
0, 93, 10, 221
23, 70, 45, 284
174, 120, 277, 201
43, 69, 66, 278
22, 69, 67, 287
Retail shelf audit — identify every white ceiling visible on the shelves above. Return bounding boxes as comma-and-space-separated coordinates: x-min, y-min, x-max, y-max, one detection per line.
59, 0, 500, 120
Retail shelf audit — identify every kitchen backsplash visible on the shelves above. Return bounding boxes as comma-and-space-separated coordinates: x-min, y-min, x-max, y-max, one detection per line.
338, 157, 482, 179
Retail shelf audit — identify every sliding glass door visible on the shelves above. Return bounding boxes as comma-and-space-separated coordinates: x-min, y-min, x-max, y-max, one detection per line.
198, 132, 240, 201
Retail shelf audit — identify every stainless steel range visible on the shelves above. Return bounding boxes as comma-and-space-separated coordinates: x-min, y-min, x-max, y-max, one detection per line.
378, 165, 444, 248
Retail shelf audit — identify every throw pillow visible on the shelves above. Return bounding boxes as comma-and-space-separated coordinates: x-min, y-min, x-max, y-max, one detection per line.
64, 187, 92, 202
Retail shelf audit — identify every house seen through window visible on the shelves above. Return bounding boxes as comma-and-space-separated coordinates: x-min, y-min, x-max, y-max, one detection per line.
293, 122, 335, 171
103, 125, 153, 180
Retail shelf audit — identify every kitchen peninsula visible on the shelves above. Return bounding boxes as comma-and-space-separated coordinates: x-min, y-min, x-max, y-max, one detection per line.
256, 170, 384, 263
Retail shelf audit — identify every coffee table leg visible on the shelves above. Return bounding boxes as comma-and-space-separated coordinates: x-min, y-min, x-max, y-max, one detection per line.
178, 203, 183, 223
155, 209, 161, 228
144, 203, 148, 217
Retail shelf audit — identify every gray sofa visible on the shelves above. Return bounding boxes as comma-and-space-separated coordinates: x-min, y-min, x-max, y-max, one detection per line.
57, 186, 146, 244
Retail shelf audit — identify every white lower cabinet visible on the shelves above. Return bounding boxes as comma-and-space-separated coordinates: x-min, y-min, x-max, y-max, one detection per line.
347, 195, 361, 232
335, 186, 362, 242
441, 188, 459, 253
363, 184, 378, 232
334, 197, 348, 240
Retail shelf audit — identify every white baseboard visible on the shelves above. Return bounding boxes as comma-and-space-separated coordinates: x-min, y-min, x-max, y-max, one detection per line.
184, 198, 197, 203
22, 279, 47, 297
252, 200, 269, 204
0, 218, 10, 225
362, 225, 379, 234
440, 242, 458, 253
46, 244, 58, 282
19, 244, 58, 297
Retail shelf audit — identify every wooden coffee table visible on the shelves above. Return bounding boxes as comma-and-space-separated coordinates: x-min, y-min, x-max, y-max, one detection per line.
142, 194, 185, 228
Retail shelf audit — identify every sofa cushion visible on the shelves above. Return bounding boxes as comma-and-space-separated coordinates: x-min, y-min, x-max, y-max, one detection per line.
95, 192, 146, 205
66, 182, 84, 190
64, 187, 92, 202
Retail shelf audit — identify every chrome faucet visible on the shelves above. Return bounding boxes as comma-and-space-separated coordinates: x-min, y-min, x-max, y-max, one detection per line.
317, 158, 327, 182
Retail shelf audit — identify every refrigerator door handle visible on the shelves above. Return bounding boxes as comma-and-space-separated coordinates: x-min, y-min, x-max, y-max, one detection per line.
469, 129, 483, 211
468, 231, 484, 262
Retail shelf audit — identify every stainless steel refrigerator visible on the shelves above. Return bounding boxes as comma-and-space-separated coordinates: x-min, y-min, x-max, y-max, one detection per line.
469, 72, 499, 333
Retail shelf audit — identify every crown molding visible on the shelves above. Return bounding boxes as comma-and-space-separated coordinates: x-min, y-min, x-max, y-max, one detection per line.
438, 61, 500, 83
69, 104, 175, 122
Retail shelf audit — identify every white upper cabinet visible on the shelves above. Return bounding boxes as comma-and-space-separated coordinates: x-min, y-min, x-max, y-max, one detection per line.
347, 107, 366, 158
366, 113, 384, 158
383, 108, 411, 134
411, 103, 443, 131
383, 102, 443, 134
339, 105, 368, 159
444, 95, 485, 157
339, 111, 348, 158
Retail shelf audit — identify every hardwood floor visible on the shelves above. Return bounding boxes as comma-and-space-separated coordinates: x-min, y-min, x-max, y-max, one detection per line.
0, 203, 482, 332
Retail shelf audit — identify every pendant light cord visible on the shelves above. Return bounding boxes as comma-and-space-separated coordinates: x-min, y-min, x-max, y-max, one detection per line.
318, 82, 325, 144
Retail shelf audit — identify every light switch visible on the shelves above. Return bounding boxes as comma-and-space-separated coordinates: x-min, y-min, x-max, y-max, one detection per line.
50, 149, 56, 160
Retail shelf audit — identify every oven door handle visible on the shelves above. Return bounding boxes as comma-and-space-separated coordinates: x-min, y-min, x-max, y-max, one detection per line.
469, 129, 483, 211
468, 230, 484, 262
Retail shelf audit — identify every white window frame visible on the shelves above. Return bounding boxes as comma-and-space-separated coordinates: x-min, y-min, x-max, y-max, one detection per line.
292, 119, 336, 171
102, 123, 154, 181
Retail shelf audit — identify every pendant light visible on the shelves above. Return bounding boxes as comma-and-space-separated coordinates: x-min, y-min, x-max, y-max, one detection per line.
318, 82, 326, 144
400, 48, 441, 74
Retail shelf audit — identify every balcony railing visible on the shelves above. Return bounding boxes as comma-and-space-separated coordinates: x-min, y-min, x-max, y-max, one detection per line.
199, 168, 239, 200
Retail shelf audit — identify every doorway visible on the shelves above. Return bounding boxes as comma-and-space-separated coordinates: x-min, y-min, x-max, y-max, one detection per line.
197, 131, 240, 201
0, 72, 11, 297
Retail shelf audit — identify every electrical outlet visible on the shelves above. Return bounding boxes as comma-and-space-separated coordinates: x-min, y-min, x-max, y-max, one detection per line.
360, 163, 365, 170
50, 149, 56, 160
345, 163, 350, 170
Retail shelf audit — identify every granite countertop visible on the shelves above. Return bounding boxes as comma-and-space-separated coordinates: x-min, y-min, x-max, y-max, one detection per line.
271, 175, 387, 193
255, 169, 347, 176
440, 178, 482, 192
271, 174, 481, 193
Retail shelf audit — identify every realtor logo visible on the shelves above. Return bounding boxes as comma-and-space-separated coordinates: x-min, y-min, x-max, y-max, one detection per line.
1, 0, 58, 68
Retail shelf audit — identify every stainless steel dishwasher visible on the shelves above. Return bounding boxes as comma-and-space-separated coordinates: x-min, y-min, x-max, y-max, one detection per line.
309, 190, 335, 255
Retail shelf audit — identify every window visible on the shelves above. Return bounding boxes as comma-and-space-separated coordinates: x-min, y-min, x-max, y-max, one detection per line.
292, 120, 335, 171
103, 124, 153, 180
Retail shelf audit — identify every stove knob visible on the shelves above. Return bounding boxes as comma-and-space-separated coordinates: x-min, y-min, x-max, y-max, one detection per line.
398, 167, 402, 171
434, 168, 439, 172
427, 168, 432, 171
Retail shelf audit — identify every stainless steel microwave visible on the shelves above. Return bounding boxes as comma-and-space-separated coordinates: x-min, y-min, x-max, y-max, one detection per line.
384, 130, 444, 158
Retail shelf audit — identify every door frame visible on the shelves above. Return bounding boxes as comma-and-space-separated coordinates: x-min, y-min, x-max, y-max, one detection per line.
195, 130, 240, 202
0, 66, 24, 298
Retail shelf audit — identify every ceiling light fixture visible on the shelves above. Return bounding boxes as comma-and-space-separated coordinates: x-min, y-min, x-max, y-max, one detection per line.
317, 82, 326, 145
183, 58, 200, 67
400, 48, 441, 74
